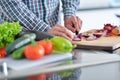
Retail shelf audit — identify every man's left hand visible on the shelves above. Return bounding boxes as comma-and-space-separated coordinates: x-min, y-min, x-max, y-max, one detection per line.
64, 16, 82, 33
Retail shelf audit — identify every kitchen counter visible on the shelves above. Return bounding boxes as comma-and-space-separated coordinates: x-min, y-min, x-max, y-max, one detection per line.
0, 49, 120, 80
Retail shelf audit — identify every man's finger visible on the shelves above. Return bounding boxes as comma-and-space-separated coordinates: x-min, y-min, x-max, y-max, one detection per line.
72, 16, 79, 32
65, 29, 75, 39
66, 24, 76, 32
77, 16, 82, 31
54, 30, 72, 41
57, 26, 74, 39
50, 25, 74, 40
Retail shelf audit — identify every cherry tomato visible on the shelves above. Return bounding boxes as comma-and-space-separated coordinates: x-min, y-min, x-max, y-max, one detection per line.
38, 40, 54, 55
0, 47, 7, 58
24, 45, 45, 60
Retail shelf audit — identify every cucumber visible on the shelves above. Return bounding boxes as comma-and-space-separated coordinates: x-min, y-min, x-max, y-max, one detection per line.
16, 30, 54, 41
12, 46, 25, 60
6, 33, 36, 55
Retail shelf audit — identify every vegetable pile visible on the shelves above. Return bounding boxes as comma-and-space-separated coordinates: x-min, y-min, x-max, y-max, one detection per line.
1, 31, 75, 60
11, 36, 75, 60
73, 23, 120, 41
0, 22, 22, 58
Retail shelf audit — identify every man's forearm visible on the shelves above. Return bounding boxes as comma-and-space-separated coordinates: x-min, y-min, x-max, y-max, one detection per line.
0, 0, 51, 32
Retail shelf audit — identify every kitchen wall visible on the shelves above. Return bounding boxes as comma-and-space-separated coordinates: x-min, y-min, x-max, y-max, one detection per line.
79, 0, 109, 9
79, 0, 120, 10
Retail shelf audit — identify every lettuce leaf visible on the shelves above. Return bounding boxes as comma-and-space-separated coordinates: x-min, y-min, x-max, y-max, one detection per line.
0, 22, 22, 48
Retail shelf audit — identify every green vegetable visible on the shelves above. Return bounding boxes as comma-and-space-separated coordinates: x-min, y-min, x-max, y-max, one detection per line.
57, 70, 74, 78
50, 36, 76, 53
0, 22, 22, 48
6, 33, 36, 55
57, 61, 74, 77
12, 46, 25, 59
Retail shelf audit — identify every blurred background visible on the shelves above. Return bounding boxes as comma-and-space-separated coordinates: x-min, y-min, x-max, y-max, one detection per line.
75, 0, 120, 32
1, 0, 120, 28
79, 0, 120, 10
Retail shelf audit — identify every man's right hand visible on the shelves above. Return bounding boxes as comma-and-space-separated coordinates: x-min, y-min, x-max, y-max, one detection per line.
48, 24, 74, 41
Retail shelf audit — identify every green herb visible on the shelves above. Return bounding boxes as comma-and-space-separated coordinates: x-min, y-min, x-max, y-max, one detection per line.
0, 22, 22, 48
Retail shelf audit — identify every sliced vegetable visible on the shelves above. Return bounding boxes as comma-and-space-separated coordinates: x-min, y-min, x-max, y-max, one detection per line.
72, 35, 81, 41
111, 27, 119, 35
6, 33, 36, 55
72, 23, 120, 41
77, 33, 82, 39
93, 33, 102, 38
82, 33, 89, 38
86, 35, 97, 41
103, 23, 112, 33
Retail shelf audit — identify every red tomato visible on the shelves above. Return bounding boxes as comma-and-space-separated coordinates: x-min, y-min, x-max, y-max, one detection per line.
24, 45, 45, 60
38, 40, 54, 55
46, 73, 54, 77
0, 47, 7, 58
27, 74, 46, 80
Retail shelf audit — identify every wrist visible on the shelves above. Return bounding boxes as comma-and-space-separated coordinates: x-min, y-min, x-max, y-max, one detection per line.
63, 9, 76, 19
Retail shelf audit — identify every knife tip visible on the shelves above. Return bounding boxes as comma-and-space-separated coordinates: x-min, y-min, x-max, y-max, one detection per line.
75, 31, 78, 35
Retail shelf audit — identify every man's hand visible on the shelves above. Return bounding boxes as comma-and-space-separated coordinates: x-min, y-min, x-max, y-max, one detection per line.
48, 24, 74, 41
64, 16, 82, 33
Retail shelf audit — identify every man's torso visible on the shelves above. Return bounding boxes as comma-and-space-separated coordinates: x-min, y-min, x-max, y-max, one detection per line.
1, 0, 61, 27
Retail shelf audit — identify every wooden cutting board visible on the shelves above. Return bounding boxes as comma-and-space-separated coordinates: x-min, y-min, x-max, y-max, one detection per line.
72, 36, 120, 51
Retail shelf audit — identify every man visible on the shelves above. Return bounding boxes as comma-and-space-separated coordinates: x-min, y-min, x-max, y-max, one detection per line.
0, 0, 82, 41
0, 0, 82, 80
